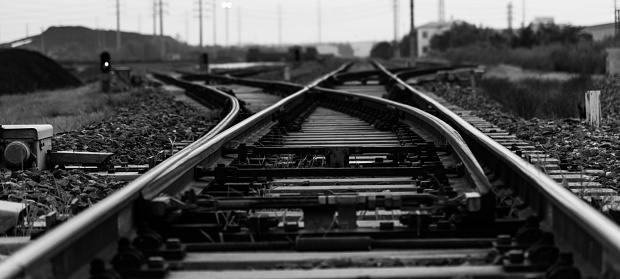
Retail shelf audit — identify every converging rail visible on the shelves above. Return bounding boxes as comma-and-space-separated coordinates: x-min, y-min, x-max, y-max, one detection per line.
366, 61, 620, 277
1, 60, 618, 279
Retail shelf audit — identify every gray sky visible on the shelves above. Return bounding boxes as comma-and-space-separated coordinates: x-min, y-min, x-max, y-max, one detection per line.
0, 0, 616, 46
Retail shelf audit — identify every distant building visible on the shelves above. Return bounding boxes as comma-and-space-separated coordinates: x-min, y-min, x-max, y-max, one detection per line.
582, 23, 615, 41
531, 17, 555, 32
417, 22, 451, 56
316, 44, 339, 56
350, 41, 374, 57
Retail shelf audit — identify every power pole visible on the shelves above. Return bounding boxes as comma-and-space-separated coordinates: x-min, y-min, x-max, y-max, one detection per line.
393, 0, 400, 58
278, 3, 282, 46
153, 0, 157, 37
409, 0, 416, 61
317, 0, 322, 43
393, 0, 399, 43
185, 11, 189, 44
508, 2, 513, 31
213, 0, 217, 46
116, 0, 121, 50
26, 23, 29, 37
199, 0, 203, 48
159, 0, 165, 59
522, 0, 525, 27
40, 28, 45, 53
439, 0, 445, 23
616, 9, 620, 38
238, 6, 241, 46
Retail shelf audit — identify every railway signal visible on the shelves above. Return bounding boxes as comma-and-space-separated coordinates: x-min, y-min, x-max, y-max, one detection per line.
100, 51, 111, 92
200, 53, 209, 72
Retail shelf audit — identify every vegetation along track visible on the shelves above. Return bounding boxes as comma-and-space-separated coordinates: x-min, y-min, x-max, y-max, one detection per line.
1, 62, 619, 279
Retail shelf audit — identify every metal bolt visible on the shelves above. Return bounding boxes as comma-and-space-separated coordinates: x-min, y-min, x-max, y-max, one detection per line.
506, 250, 524, 263
147, 256, 165, 268
496, 235, 512, 246
166, 238, 181, 249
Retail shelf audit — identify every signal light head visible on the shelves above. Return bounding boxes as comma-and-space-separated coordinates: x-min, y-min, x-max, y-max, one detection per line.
100, 52, 111, 73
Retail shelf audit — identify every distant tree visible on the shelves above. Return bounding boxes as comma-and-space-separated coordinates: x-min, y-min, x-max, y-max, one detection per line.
512, 25, 537, 48
370, 41, 394, 59
430, 22, 501, 51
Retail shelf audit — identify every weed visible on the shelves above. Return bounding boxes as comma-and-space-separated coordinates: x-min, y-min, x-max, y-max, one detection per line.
479, 75, 593, 119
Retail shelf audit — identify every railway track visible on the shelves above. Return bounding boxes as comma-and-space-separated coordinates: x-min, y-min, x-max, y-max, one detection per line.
0, 61, 619, 279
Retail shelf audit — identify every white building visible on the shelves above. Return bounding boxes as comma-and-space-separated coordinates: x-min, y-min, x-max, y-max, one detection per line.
316, 44, 339, 56
417, 22, 451, 56
582, 23, 615, 41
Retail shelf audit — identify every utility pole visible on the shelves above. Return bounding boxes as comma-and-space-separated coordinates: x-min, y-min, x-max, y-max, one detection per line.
40, 28, 45, 53
238, 6, 241, 46
213, 0, 217, 46
159, 0, 165, 59
393, 0, 400, 58
185, 11, 189, 44
522, 0, 525, 27
199, 0, 203, 48
26, 24, 29, 37
116, 0, 120, 50
278, 3, 282, 46
153, 0, 157, 37
439, 0, 445, 23
317, 0, 322, 43
409, 0, 416, 61
616, 8, 620, 38
393, 0, 399, 42
508, 2, 513, 31
222, 1, 231, 47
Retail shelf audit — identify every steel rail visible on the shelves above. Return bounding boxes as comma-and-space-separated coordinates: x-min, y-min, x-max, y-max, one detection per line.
0, 73, 244, 279
372, 60, 620, 275
314, 87, 492, 195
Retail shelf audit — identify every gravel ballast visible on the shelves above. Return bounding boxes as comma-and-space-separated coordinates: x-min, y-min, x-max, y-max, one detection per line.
0, 86, 213, 230
423, 77, 620, 192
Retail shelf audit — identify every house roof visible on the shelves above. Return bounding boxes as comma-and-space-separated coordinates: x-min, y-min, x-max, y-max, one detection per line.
582, 22, 614, 31
417, 21, 452, 30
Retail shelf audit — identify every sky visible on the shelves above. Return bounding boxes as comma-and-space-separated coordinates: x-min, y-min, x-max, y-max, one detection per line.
0, 0, 616, 46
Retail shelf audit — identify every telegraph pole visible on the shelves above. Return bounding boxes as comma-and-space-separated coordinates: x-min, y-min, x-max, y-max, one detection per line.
278, 3, 282, 46
508, 2, 513, 30
116, 0, 121, 50
393, 0, 400, 58
522, 0, 525, 27
222, 1, 231, 47
159, 0, 165, 59
153, 0, 157, 37
317, 0, 322, 43
439, 0, 445, 23
199, 0, 203, 48
185, 11, 189, 44
213, 0, 217, 46
409, 0, 416, 61
238, 6, 241, 46
40, 28, 45, 53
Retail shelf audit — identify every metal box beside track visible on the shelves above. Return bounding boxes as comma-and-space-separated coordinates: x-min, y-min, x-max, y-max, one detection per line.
0, 124, 53, 171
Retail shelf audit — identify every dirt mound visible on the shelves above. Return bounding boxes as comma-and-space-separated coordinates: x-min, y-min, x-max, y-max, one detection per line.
0, 48, 82, 94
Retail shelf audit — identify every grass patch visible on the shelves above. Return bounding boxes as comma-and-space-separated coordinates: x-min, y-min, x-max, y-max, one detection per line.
439, 43, 606, 74
0, 83, 132, 133
479, 75, 593, 119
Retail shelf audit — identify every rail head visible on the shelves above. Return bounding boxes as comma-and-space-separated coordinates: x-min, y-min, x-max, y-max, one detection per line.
0, 62, 353, 279
315, 87, 492, 195
372, 60, 620, 275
